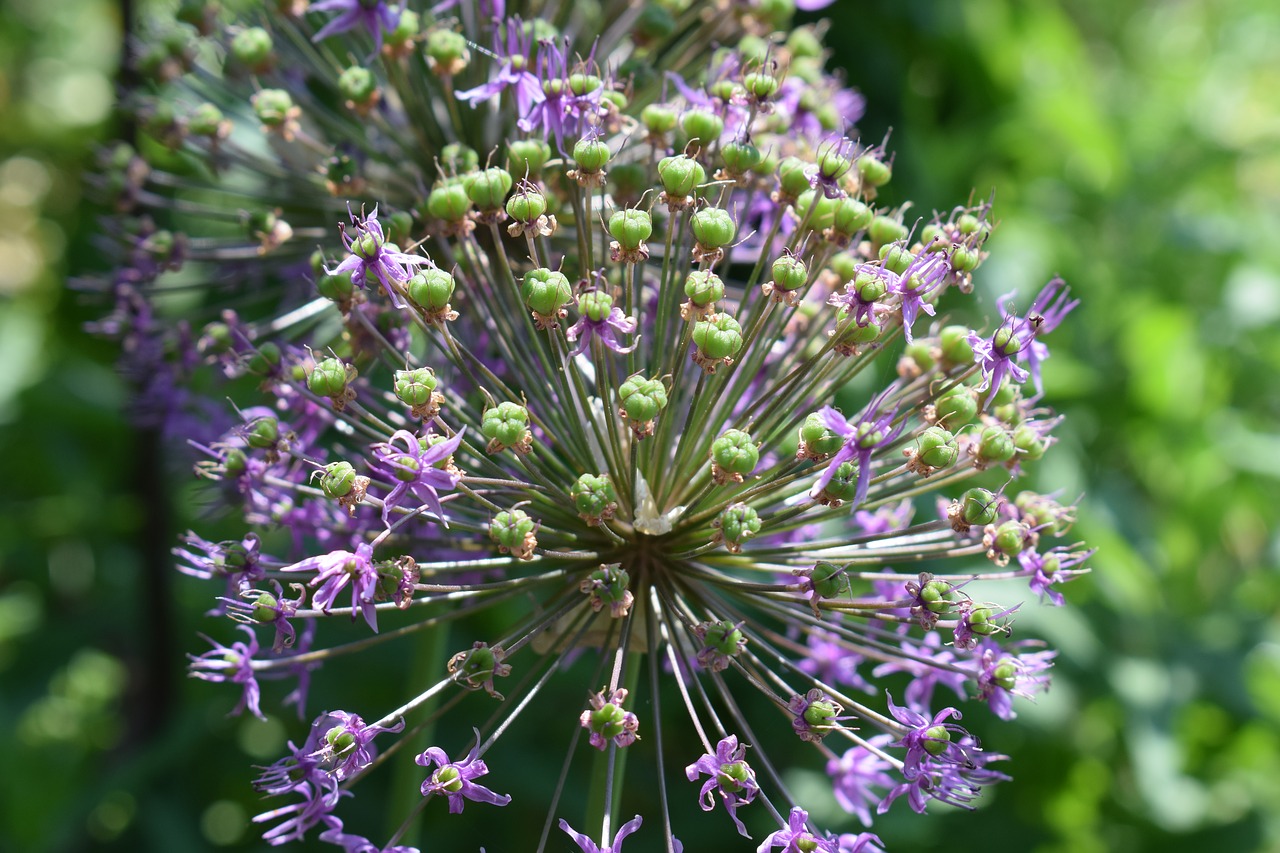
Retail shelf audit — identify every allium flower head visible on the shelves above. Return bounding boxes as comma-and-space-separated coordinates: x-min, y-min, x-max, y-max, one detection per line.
92, 2, 1094, 849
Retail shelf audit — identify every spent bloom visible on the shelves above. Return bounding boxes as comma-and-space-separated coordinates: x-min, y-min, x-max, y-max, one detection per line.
92, 1, 1091, 850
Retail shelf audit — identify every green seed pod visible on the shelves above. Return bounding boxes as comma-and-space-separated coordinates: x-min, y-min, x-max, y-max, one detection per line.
188, 103, 227, 137
393, 367, 439, 408
319, 461, 358, 499
582, 563, 633, 617
245, 416, 279, 450
307, 356, 350, 398
992, 520, 1030, 559
507, 138, 551, 176
641, 103, 678, 135
993, 658, 1018, 691
425, 28, 470, 74
439, 143, 479, 174
857, 153, 892, 187
922, 725, 951, 756
961, 488, 1000, 526
967, 607, 1001, 637
831, 308, 883, 352
816, 144, 852, 181
851, 270, 886, 304
696, 620, 746, 670
831, 198, 873, 237
769, 254, 808, 294
975, 425, 1016, 466
939, 325, 975, 366
482, 401, 532, 453
743, 70, 779, 101
802, 697, 839, 735
684, 270, 724, 307
572, 137, 611, 173
692, 313, 744, 366
920, 579, 954, 614
407, 269, 456, 313
957, 212, 982, 234
338, 66, 378, 107
915, 426, 959, 469
902, 341, 936, 373
489, 509, 537, 559
879, 242, 914, 275
868, 214, 909, 247
1013, 423, 1047, 461
828, 252, 858, 284
618, 374, 667, 433
252, 89, 294, 128
571, 473, 617, 524
715, 503, 761, 552
951, 245, 982, 273
316, 269, 355, 303
691, 207, 736, 249
505, 184, 548, 223
807, 561, 851, 604
720, 139, 762, 176
777, 156, 812, 199
609, 163, 648, 204
447, 641, 510, 697
222, 449, 248, 478
795, 190, 837, 231
608, 209, 652, 251
578, 290, 613, 323
798, 413, 844, 460
464, 167, 513, 210
231, 27, 273, 70
246, 342, 281, 377
657, 155, 706, 199
711, 429, 758, 483
634, 3, 676, 43
681, 108, 724, 145
521, 268, 574, 326
934, 386, 978, 426
425, 181, 473, 222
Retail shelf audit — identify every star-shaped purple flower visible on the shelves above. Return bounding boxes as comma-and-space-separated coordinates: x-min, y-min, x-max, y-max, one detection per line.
757, 806, 838, 853
416, 729, 512, 814
968, 277, 1078, 406
372, 427, 465, 528
310, 0, 403, 56
188, 624, 266, 719
282, 542, 381, 631
559, 814, 644, 853
685, 735, 759, 836
324, 206, 428, 309
808, 393, 903, 508
456, 17, 544, 117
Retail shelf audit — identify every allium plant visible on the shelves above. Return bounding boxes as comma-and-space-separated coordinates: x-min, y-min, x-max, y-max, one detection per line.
90, 0, 1096, 849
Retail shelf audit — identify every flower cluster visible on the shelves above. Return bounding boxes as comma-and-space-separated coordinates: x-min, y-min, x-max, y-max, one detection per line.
90, 0, 1094, 850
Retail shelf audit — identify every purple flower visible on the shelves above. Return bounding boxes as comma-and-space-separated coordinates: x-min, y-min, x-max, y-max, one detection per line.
827, 736, 896, 827
456, 17, 544, 117
324, 206, 428, 309
968, 278, 1078, 406
971, 639, 1055, 720
318, 816, 420, 853
685, 735, 760, 836
310, 0, 402, 56
757, 806, 837, 853
891, 248, 952, 343
787, 688, 850, 743
416, 729, 512, 813
835, 832, 885, 853
885, 693, 970, 778
559, 814, 644, 853
1018, 545, 1093, 606
952, 602, 1018, 651
282, 542, 381, 631
808, 394, 903, 507
798, 623, 874, 694
372, 428, 465, 527
566, 299, 638, 356
222, 580, 305, 652
311, 710, 404, 781
252, 713, 349, 844
175, 530, 268, 605
872, 631, 969, 711
188, 625, 265, 719
877, 734, 1010, 815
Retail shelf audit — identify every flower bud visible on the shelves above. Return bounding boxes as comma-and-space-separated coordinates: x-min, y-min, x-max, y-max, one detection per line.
714, 503, 761, 552
711, 428, 758, 484
464, 167, 513, 211
481, 401, 532, 454
571, 473, 617, 525
489, 509, 537, 560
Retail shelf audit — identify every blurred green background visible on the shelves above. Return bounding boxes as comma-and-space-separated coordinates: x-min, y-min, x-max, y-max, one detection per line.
1, 0, 1277, 850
